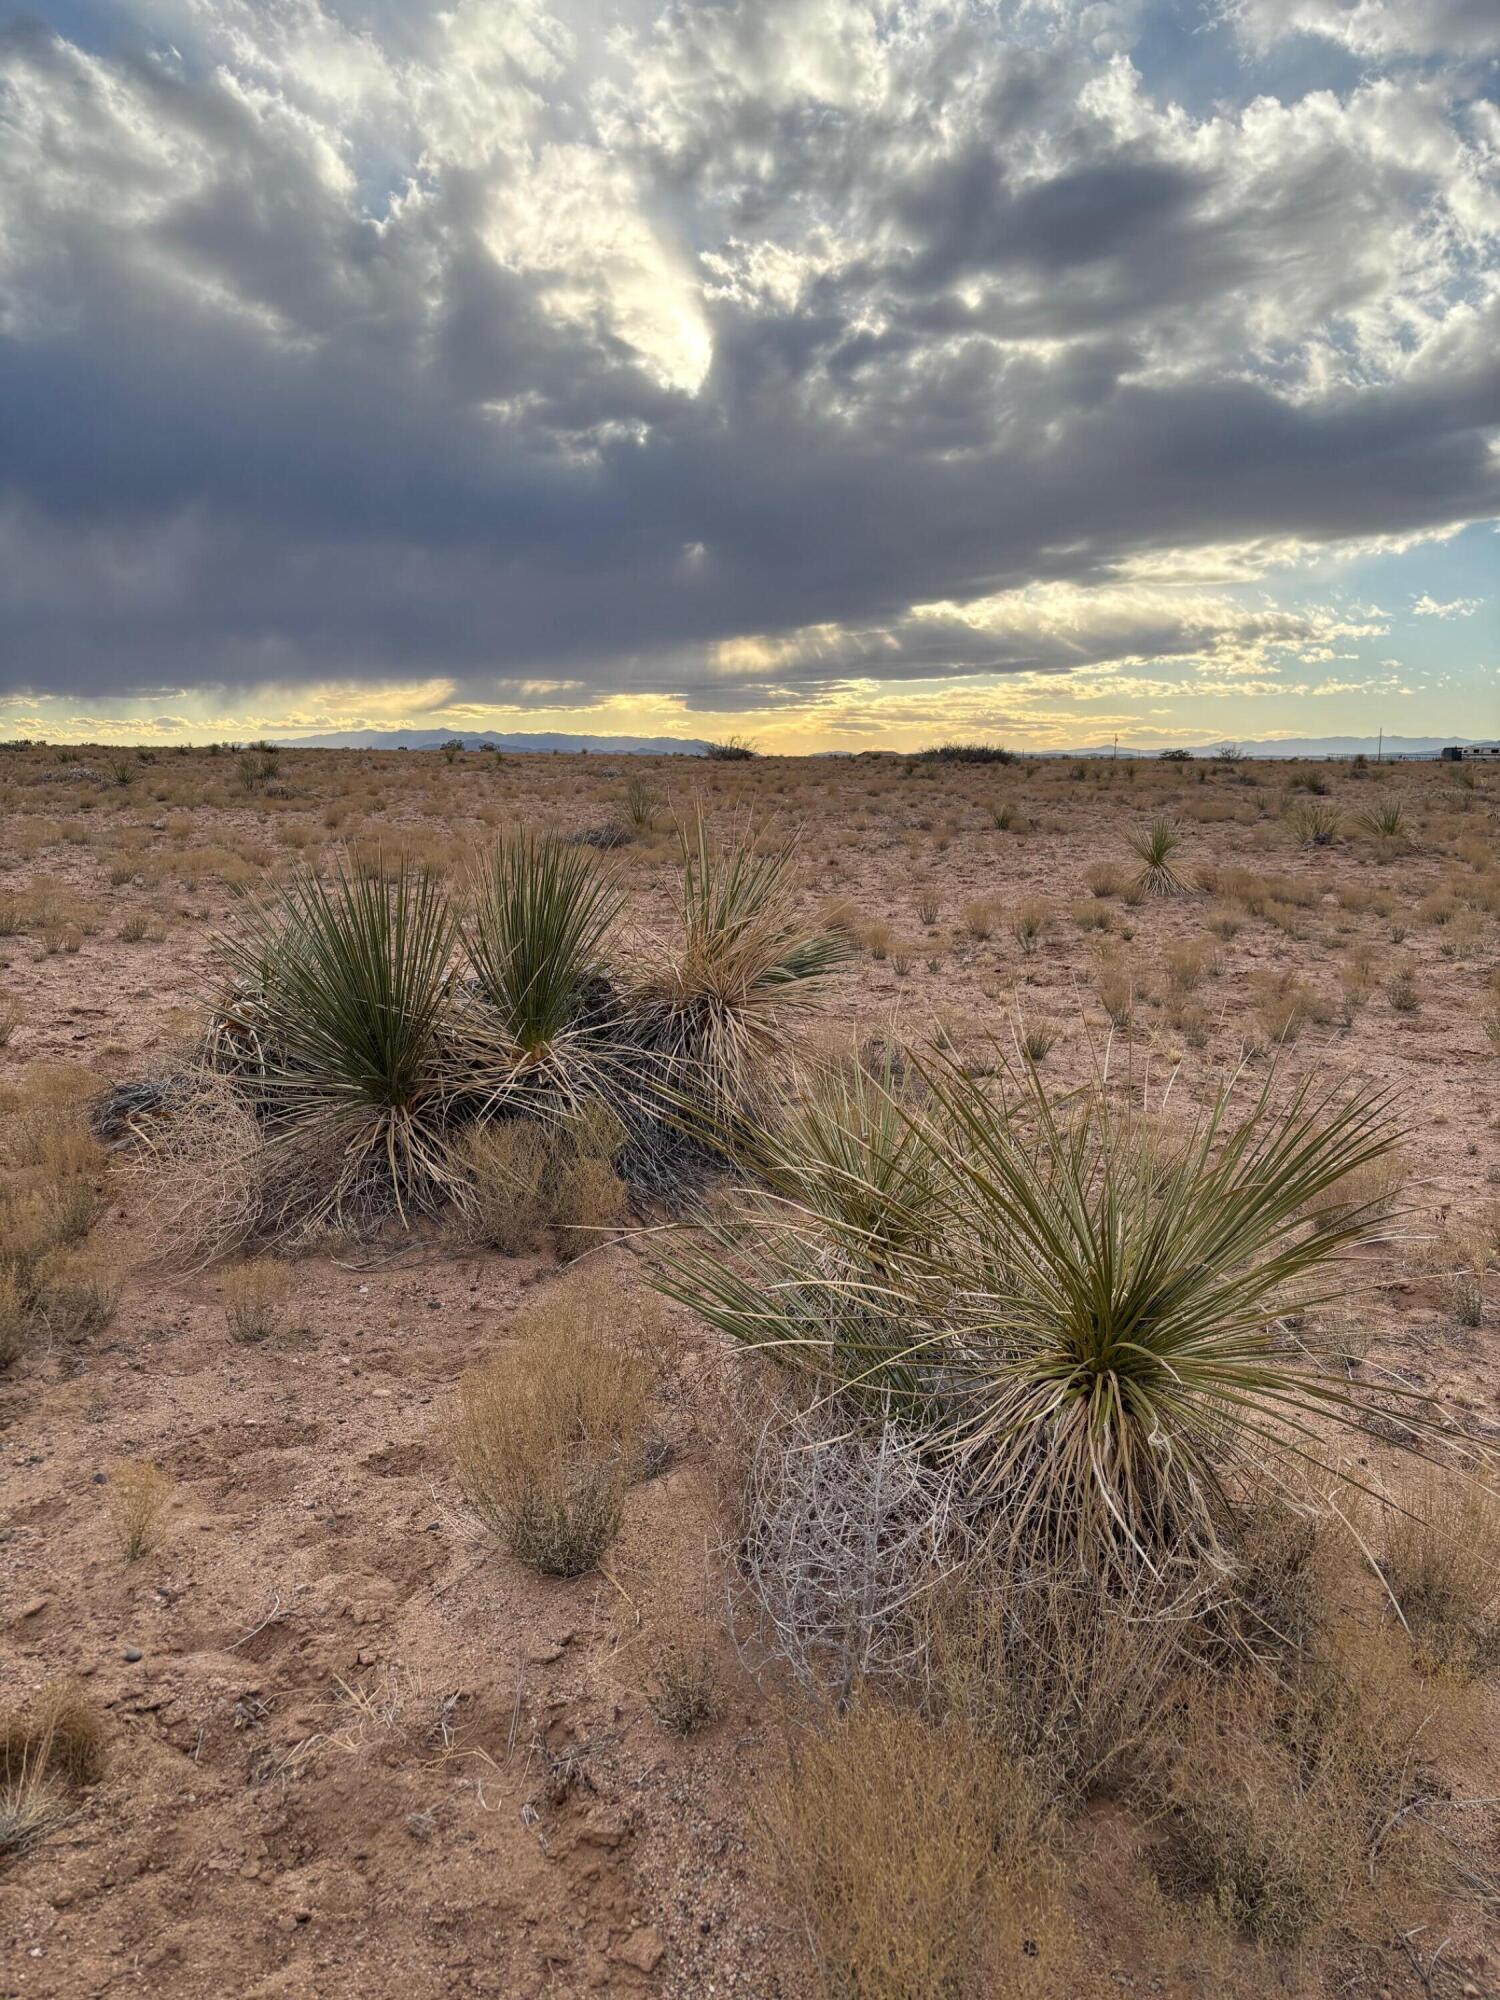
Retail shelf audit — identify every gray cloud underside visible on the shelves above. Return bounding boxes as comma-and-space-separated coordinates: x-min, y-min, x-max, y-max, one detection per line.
1, 4, 1497, 706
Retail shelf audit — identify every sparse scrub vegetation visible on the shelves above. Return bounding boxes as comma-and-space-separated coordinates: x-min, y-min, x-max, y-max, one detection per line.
6, 742, 1498, 1998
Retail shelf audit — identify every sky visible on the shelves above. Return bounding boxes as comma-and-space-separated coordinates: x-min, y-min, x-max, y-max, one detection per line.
1, 0, 1497, 752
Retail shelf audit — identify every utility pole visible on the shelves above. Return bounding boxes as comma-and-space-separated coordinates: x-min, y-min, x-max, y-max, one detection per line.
1377, 727, 1383, 765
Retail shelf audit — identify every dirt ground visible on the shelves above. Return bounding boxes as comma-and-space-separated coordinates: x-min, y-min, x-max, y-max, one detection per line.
1, 743, 1496, 1999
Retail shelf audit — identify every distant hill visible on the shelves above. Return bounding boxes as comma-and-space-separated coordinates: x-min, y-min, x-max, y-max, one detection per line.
272, 729, 711, 755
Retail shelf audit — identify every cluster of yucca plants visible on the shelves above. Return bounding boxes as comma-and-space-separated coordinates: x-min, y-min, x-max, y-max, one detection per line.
200, 816, 844, 1236
658, 1047, 1425, 1576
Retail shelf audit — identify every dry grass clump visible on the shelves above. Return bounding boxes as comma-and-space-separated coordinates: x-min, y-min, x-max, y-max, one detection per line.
454, 1104, 629, 1256
1146, 1621, 1465, 1957
0, 1066, 113, 1364
106, 1458, 174, 1561
1301, 1147, 1406, 1232
1249, 970, 1327, 1046
221, 1258, 293, 1343
1162, 937, 1217, 992
0, 1683, 107, 1861
644, 1600, 723, 1735
1381, 1473, 1500, 1679
28, 1246, 120, 1339
1091, 948, 1137, 1028
131, 1069, 265, 1268
449, 1269, 652, 1576
1010, 897, 1052, 955
759, 1695, 1077, 2000
960, 898, 996, 940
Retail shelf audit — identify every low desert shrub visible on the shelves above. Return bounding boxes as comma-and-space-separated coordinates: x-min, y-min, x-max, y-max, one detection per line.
455, 1103, 629, 1255
914, 742, 1013, 764
759, 1695, 1075, 2000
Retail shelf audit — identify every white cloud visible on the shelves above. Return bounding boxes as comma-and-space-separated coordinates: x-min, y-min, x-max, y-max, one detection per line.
1412, 592, 1482, 616
1227, 0, 1500, 62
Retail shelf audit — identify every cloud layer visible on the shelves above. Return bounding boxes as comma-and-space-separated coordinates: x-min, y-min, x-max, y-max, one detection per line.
1, 0, 1497, 724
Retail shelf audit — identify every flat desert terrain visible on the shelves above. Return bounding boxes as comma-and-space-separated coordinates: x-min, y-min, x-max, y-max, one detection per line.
1, 742, 1496, 2000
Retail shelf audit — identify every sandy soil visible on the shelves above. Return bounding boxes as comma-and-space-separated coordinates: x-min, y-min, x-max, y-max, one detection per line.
1, 744, 1496, 1999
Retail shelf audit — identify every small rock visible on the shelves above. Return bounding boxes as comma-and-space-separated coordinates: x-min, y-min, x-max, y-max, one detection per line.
15, 1596, 50, 1621
123, 1646, 143, 1663
613, 1928, 665, 1974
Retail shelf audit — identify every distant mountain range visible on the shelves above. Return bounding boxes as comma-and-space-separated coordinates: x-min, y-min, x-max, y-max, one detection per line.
270, 728, 1483, 759
272, 728, 712, 754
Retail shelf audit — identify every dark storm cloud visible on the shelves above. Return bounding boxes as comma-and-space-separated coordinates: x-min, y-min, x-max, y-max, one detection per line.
0, 2, 1497, 707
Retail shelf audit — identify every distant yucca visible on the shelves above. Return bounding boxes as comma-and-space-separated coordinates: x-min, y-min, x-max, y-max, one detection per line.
1128, 818, 1186, 898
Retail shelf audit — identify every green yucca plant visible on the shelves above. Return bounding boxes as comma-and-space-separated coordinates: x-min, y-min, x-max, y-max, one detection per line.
216, 854, 461, 1225
1359, 803, 1407, 841
460, 833, 621, 1092
1128, 818, 1186, 898
1287, 799, 1343, 847
629, 814, 854, 1118
657, 1052, 1427, 1576
622, 774, 660, 835
742, 1047, 943, 1270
